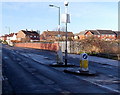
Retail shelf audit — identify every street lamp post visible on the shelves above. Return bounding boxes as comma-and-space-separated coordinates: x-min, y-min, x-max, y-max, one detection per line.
49, 1, 74, 67
49, 4, 60, 44
64, 1, 69, 66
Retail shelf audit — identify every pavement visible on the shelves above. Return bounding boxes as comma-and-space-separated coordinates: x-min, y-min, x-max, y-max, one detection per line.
20, 52, 120, 67
68, 54, 120, 67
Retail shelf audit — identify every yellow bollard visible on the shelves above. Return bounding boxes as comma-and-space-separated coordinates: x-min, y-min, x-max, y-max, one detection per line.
80, 53, 89, 72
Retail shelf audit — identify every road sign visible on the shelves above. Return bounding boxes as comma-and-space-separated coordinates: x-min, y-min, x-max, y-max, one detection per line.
80, 53, 89, 71
61, 14, 70, 23
83, 54, 88, 59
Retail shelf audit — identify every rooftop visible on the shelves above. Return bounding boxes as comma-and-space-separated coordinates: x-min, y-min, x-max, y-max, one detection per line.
21, 30, 39, 36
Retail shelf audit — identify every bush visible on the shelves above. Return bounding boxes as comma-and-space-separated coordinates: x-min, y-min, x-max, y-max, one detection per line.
2, 40, 8, 44
72, 36, 119, 54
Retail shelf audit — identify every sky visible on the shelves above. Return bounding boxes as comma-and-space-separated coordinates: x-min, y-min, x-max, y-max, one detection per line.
1, 1, 118, 36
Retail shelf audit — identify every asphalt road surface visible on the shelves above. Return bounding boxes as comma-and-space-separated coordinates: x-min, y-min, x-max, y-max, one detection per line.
2, 44, 120, 94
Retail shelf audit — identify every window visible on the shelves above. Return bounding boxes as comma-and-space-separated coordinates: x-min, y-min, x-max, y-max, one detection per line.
98, 35, 100, 37
112, 35, 115, 37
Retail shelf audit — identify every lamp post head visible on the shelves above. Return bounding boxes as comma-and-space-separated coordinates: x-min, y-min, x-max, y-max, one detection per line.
49, 4, 54, 7
64, 1, 69, 6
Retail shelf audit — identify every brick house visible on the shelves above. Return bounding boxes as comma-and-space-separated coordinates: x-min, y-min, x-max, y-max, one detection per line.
114, 31, 120, 39
74, 31, 89, 40
41, 30, 74, 41
97, 30, 116, 40
17, 30, 40, 42
76, 30, 117, 40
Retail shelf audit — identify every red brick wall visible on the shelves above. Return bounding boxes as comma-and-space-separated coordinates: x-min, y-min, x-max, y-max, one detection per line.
14, 42, 59, 52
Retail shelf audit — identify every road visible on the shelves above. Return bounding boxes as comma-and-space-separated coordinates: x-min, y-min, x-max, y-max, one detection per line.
2, 44, 120, 94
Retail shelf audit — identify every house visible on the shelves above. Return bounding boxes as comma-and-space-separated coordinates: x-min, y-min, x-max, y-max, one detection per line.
41, 30, 74, 41
10, 33, 17, 41
0, 34, 8, 41
74, 31, 89, 40
17, 30, 40, 42
76, 30, 117, 40
97, 30, 116, 40
114, 31, 120, 39
2, 33, 18, 45
6, 33, 18, 43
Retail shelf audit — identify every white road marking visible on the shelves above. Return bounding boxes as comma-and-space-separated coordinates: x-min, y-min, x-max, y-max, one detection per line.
85, 80, 120, 93
4, 57, 8, 59
77, 76, 120, 93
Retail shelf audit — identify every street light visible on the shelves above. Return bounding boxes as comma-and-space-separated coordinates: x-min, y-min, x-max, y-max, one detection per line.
49, 4, 60, 44
64, 1, 69, 66
49, 2, 74, 67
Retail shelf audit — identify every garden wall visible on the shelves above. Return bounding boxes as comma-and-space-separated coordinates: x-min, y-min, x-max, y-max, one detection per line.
14, 42, 59, 52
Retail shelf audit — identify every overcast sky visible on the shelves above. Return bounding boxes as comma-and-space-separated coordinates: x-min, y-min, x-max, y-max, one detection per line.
1, 1, 118, 36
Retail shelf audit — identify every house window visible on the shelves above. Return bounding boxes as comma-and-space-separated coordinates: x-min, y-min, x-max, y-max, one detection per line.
30, 36, 32, 37
34, 36, 36, 38
112, 35, 114, 37
98, 35, 100, 37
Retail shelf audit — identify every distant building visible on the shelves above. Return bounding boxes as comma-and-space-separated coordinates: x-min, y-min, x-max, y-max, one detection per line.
74, 31, 87, 40
0, 33, 18, 45
75, 30, 117, 41
10, 33, 17, 41
0, 34, 8, 41
114, 31, 120, 39
40, 30, 74, 41
17, 30, 40, 42
6, 33, 17, 43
